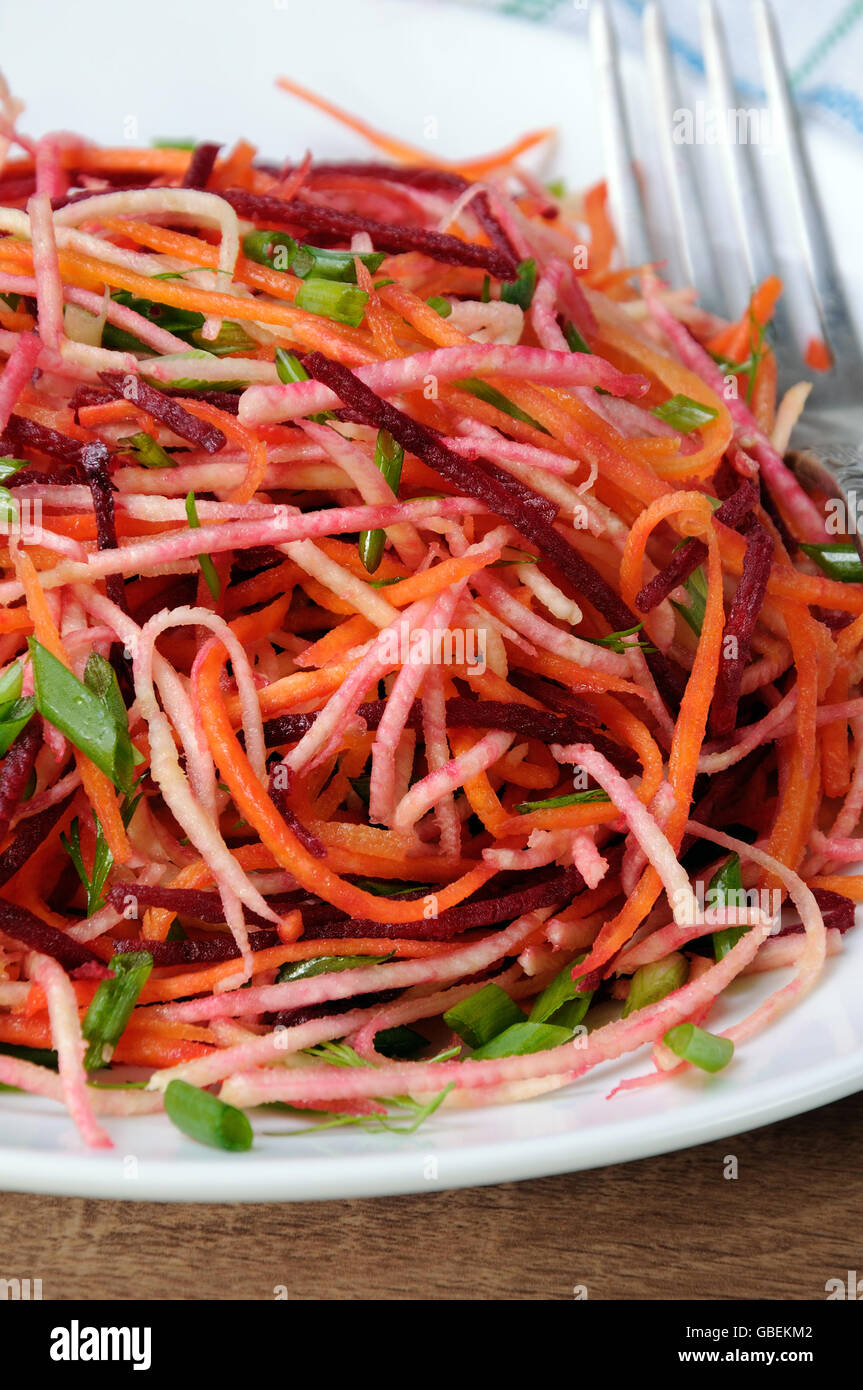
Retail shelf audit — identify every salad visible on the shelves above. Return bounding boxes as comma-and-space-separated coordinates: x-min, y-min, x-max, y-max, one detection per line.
0, 76, 858, 1151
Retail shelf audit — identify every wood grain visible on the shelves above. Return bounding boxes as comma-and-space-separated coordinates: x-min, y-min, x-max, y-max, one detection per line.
2, 1092, 861, 1301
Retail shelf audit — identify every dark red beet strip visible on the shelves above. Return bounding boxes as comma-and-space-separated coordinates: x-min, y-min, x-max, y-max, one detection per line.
635, 480, 760, 613
777, 887, 855, 938
80, 442, 127, 613
298, 163, 520, 262
708, 524, 774, 739
98, 372, 226, 453
260, 697, 627, 760
267, 776, 327, 858
104, 882, 309, 929
301, 866, 584, 941
0, 794, 75, 889
505, 674, 641, 775
302, 351, 683, 706
220, 189, 518, 279
108, 930, 279, 964
0, 714, 41, 845
0, 413, 86, 467
182, 142, 222, 190
0, 897, 102, 970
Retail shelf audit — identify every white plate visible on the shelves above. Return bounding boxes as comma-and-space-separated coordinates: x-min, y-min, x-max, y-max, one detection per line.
0, 0, 861, 1201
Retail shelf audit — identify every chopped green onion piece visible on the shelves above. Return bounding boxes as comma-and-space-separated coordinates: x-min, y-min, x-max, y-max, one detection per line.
708, 852, 747, 961
651, 393, 719, 434
529, 955, 594, 1027
0, 457, 27, 483
241, 229, 384, 281
294, 277, 369, 327
185, 491, 220, 601
0, 662, 33, 755
81, 951, 153, 1070
442, 981, 522, 1048
426, 295, 451, 318
480, 274, 491, 304
116, 431, 175, 469
546, 178, 566, 198
102, 291, 204, 354
61, 783, 143, 916
83, 653, 135, 793
671, 565, 708, 636
471, 1020, 573, 1060
622, 951, 688, 1018
455, 377, 547, 432
800, 542, 863, 584
501, 258, 537, 310
359, 429, 404, 574
516, 787, 610, 814
276, 952, 392, 984
563, 321, 592, 354
373, 1025, 426, 1059
153, 138, 196, 149
662, 1022, 734, 1073
0, 661, 22, 705
164, 1079, 253, 1151
187, 320, 256, 356
28, 639, 134, 792
443, 983, 524, 1050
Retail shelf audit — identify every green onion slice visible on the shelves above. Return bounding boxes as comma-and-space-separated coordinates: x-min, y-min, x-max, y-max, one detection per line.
116, 431, 175, 469
529, 955, 594, 1028
516, 787, 610, 814
164, 1079, 253, 1151
800, 542, 863, 584
708, 852, 747, 961
651, 393, 719, 433
28, 639, 134, 792
293, 278, 369, 327
359, 429, 404, 574
471, 1020, 572, 1060
185, 491, 221, 600
622, 952, 688, 1018
443, 983, 524, 1050
662, 1022, 734, 1073
276, 952, 392, 984
82, 951, 153, 1070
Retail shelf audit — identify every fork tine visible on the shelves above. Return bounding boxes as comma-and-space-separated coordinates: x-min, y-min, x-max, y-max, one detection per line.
642, 0, 727, 315
700, 0, 773, 310
589, 0, 654, 268
754, 0, 863, 374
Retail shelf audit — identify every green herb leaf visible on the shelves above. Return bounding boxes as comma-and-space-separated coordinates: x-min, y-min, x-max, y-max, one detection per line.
185, 491, 220, 600
242, 230, 384, 282
0, 457, 27, 483
516, 787, 610, 814
585, 621, 656, 654
455, 377, 547, 432
426, 295, 452, 318
164, 1079, 253, 1151
671, 565, 708, 636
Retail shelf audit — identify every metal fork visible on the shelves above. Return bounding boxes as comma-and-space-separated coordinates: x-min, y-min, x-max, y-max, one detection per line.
590, 0, 863, 543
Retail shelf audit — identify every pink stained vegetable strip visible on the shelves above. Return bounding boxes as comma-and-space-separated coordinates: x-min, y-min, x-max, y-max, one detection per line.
0, 81, 854, 1148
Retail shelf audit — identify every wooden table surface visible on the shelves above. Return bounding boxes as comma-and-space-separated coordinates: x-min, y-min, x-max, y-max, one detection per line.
3, 1090, 861, 1301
